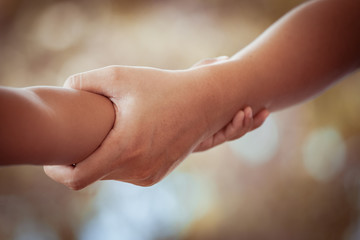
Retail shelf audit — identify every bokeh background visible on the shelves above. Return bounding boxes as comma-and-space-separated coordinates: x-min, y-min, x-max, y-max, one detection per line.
1, 0, 360, 239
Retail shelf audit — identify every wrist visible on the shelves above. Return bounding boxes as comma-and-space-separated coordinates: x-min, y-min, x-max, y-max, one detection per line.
182, 61, 250, 138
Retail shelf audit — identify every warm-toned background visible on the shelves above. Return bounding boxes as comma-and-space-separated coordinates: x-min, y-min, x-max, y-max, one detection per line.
1, 0, 360, 239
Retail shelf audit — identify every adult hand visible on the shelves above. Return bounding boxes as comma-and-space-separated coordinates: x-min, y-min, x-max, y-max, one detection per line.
44, 63, 268, 190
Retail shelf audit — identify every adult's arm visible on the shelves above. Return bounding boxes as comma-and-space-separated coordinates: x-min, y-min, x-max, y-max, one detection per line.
0, 86, 115, 165
44, 0, 360, 190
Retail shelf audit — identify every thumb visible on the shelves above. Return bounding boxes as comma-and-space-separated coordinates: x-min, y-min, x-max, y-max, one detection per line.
44, 146, 115, 190
64, 66, 119, 97
44, 128, 120, 190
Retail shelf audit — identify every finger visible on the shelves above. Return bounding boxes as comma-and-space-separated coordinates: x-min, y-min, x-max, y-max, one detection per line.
43, 165, 76, 188
210, 130, 227, 149
197, 110, 245, 151
225, 107, 253, 141
44, 147, 114, 190
209, 110, 245, 147
44, 130, 120, 190
226, 107, 253, 141
193, 108, 269, 153
224, 110, 245, 140
193, 109, 245, 152
243, 106, 253, 131
193, 137, 214, 152
63, 66, 119, 96
251, 109, 270, 130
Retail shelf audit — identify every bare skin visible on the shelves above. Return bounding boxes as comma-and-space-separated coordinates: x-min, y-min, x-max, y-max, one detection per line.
191, 56, 269, 152
44, 0, 360, 190
0, 73, 265, 165
0, 86, 115, 165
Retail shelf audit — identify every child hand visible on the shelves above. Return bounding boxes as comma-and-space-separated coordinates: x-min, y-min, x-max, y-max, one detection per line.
193, 107, 269, 152
191, 56, 270, 152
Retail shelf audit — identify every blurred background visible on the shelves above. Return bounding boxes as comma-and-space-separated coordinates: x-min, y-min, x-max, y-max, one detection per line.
1, 0, 360, 239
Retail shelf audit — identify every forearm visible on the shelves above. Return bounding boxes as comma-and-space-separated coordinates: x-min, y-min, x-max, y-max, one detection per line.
232, 0, 360, 111
194, 0, 360, 134
0, 86, 115, 165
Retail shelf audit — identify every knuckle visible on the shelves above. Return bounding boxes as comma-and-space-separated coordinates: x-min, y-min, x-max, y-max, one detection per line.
64, 73, 83, 89
63, 76, 74, 88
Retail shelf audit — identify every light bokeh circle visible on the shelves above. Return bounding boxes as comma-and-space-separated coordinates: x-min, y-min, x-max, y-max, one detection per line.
228, 116, 280, 166
302, 127, 346, 182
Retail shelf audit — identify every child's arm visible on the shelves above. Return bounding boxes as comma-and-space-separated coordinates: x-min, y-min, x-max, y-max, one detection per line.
196, 0, 360, 128
0, 86, 115, 165
44, 0, 360, 189
0, 85, 264, 165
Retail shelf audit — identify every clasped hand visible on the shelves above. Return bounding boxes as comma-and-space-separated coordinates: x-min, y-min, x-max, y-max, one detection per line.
44, 58, 268, 190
